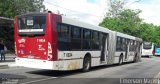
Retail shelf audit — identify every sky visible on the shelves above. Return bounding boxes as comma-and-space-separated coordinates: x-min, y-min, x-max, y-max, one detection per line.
43, 0, 160, 26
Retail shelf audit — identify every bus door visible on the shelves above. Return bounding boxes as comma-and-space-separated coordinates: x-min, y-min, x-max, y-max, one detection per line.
125, 39, 129, 60
136, 42, 141, 60
100, 34, 108, 62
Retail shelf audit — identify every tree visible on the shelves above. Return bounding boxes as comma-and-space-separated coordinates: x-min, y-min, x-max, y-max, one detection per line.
0, 0, 45, 18
100, 0, 160, 45
100, 0, 143, 36
107, 0, 126, 18
100, 9, 142, 36
0, 0, 46, 51
154, 26, 160, 45
138, 23, 160, 45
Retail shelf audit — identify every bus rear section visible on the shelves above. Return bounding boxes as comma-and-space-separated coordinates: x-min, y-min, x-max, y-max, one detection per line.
141, 42, 154, 57
14, 13, 59, 70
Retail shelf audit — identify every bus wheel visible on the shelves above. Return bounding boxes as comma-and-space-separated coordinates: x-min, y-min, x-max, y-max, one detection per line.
119, 54, 123, 65
82, 56, 91, 72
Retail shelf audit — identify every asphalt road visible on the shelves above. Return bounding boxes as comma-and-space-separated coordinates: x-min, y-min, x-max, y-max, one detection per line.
1, 56, 160, 84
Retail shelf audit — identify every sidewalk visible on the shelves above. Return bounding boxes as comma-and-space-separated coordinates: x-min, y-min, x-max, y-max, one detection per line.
0, 54, 16, 69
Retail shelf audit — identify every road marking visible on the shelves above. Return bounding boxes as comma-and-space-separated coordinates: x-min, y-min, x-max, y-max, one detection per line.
21, 77, 57, 84
151, 72, 160, 84
154, 72, 160, 78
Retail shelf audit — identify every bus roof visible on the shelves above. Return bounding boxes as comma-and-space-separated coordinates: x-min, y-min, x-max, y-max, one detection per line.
0, 17, 13, 27
62, 15, 142, 42
62, 16, 112, 34
0, 17, 13, 21
117, 32, 142, 42
15, 12, 142, 42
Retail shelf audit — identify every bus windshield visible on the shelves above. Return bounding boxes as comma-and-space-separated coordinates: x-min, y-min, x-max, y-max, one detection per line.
143, 42, 152, 49
18, 15, 46, 35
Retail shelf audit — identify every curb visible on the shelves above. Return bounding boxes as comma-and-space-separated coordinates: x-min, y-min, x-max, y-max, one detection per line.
8, 63, 18, 68
0, 63, 19, 69
0, 64, 9, 69
8, 63, 24, 68
0, 61, 16, 69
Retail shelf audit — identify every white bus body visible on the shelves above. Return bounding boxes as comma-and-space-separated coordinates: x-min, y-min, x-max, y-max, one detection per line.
15, 13, 143, 71
142, 42, 154, 57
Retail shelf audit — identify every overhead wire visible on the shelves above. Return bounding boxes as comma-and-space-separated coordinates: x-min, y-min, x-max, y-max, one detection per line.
44, 1, 103, 17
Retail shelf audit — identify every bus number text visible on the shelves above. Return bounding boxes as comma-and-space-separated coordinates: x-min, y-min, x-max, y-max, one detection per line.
64, 53, 72, 57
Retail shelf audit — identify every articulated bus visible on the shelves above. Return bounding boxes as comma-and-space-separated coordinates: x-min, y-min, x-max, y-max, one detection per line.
14, 12, 142, 71
141, 42, 154, 57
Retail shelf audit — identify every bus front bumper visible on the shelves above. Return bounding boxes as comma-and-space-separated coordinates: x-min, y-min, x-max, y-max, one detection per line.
15, 58, 82, 70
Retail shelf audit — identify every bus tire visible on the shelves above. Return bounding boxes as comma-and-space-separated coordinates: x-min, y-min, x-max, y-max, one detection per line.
119, 54, 123, 65
82, 55, 91, 72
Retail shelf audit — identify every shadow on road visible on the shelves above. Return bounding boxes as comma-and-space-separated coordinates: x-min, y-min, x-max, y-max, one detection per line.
141, 56, 155, 58
26, 61, 135, 78
27, 69, 82, 78
0, 60, 15, 62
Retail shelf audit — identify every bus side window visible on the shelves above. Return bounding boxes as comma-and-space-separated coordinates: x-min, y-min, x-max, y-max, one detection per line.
129, 40, 134, 51
116, 37, 122, 51
58, 24, 69, 38
71, 26, 81, 50
92, 31, 100, 50
57, 23, 71, 50
83, 29, 91, 49
99, 33, 103, 49
121, 38, 126, 51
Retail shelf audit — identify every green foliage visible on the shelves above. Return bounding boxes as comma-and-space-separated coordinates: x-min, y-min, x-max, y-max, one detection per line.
0, 0, 45, 51
100, 9, 142, 36
0, 0, 45, 18
99, 8, 160, 44
99, 0, 160, 44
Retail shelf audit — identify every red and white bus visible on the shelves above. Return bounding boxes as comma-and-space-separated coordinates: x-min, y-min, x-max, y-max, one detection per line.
14, 12, 142, 71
